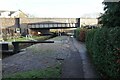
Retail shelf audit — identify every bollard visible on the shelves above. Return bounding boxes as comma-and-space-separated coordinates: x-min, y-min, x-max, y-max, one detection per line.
12, 42, 20, 54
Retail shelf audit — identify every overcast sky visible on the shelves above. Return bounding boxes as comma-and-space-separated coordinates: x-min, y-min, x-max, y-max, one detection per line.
0, 0, 104, 18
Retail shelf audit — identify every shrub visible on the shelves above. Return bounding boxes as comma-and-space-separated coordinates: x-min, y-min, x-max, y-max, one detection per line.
79, 29, 87, 42
100, 2, 120, 28
85, 29, 97, 54
74, 28, 87, 42
74, 28, 80, 40
85, 27, 120, 79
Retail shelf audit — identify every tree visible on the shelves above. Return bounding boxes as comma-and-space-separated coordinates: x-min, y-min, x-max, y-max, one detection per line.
100, 2, 120, 27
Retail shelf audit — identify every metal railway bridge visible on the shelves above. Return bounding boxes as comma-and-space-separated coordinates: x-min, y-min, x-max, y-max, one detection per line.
27, 21, 79, 29
27, 20, 80, 35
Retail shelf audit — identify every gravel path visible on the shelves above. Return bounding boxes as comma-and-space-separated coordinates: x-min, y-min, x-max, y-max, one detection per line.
2, 36, 72, 76
2, 36, 98, 78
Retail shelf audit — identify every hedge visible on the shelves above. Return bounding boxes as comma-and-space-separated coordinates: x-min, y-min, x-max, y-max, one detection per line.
85, 27, 120, 79
74, 28, 87, 42
85, 29, 97, 54
74, 28, 80, 40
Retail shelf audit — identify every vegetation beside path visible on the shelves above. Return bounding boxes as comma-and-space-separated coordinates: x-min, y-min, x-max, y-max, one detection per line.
6, 35, 52, 42
2, 36, 71, 79
8, 35, 52, 50
3, 64, 61, 79
74, 2, 120, 79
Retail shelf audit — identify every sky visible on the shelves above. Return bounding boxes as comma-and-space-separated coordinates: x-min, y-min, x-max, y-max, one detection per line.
0, 0, 104, 18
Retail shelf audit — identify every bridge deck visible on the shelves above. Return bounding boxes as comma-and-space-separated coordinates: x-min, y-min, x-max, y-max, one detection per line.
27, 23, 79, 29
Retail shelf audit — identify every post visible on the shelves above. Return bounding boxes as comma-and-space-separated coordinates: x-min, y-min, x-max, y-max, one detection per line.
12, 42, 20, 53
78, 18, 80, 27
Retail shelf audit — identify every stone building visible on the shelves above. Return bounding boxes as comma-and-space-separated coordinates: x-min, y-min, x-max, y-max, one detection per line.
80, 18, 98, 27
0, 10, 28, 18
0, 10, 28, 41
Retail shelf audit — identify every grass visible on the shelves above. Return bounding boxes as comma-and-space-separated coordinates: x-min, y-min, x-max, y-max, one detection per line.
7, 36, 51, 50
6, 36, 51, 42
6, 37, 28, 42
2, 64, 61, 79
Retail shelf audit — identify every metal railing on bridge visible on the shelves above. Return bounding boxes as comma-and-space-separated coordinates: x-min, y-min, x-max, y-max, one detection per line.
27, 22, 79, 29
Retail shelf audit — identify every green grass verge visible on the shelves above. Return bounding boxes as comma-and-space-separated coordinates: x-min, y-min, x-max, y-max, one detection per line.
6, 36, 51, 50
6, 36, 51, 42
6, 37, 27, 42
2, 64, 61, 79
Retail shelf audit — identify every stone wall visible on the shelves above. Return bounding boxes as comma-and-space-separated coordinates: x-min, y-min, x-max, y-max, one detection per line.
20, 18, 78, 24
0, 18, 16, 28
80, 18, 98, 27
0, 18, 20, 41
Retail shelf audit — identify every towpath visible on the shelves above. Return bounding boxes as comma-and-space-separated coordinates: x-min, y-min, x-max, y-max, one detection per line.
2, 36, 98, 78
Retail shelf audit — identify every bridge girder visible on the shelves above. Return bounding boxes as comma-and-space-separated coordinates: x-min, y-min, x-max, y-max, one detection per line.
27, 23, 79, 29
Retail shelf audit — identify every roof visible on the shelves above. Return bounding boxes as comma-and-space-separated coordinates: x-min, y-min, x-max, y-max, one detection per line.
0, 10, 7, 16
0, 10, 28, 17
0, 10, 6, 13
8, 11, 16, 16
0, 10, 16, 16
103, 0, 120, 2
